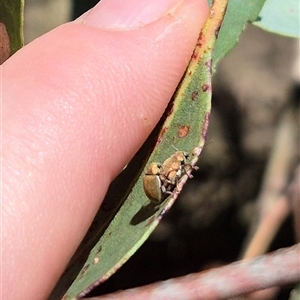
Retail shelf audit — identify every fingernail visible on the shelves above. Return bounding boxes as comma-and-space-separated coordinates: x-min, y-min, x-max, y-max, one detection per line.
77, 0, 183, 29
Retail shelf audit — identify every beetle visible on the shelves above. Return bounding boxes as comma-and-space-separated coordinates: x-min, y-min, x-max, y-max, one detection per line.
143, 151, 191, 204
143, 162, 163, 203
160, 151, 189, 185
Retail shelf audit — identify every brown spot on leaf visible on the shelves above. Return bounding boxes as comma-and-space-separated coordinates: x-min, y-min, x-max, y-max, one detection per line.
178, 125, 190, 138
192, 52, 199, 60
95, 246, 102, 255
191, 91, 199, 101
156, 126, 169, 146
202, 84, 211, 92
192, 91, 199, 101
78, 264, 90, 279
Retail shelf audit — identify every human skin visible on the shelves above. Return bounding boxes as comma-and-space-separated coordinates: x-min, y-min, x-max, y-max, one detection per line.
1, 0, 209, 299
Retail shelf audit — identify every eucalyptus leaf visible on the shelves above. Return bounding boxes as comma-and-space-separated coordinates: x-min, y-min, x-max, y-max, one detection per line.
253, 0, 300, 38
209, 0, 266, 70
0, 0, 24, 57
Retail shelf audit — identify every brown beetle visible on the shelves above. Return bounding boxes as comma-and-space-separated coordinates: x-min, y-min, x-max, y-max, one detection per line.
142, 162, 163, 203
143, 151, 191, 204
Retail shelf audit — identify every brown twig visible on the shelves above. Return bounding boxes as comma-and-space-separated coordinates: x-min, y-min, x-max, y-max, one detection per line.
242, 107, 298, 259
257, 107, 297, 219
87, 244, 300, 300
242, 194, 291, 259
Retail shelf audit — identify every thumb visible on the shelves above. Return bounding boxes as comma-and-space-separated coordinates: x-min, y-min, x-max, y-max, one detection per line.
2, 0, 209, 299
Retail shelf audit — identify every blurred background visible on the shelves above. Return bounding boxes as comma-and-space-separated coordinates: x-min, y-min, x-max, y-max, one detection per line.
24, 1, 299, 299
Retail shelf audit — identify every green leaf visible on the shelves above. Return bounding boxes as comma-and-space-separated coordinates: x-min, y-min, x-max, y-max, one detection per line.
210, 0, 266, 70
253, 0, 300, 38
0, 0, 24, 57
56, 1, 229, 299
